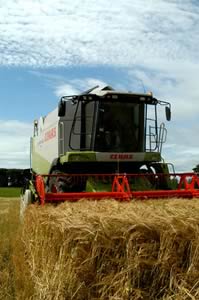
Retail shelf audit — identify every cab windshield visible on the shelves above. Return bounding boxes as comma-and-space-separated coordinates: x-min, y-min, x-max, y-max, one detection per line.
95, 101, 145, 152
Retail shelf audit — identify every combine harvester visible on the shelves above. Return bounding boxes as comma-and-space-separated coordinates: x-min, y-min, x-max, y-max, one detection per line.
21, 86, 199, 210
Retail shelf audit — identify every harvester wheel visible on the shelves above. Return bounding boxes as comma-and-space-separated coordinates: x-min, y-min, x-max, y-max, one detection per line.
138, 165, 156, 189
20, 189, 33, 219
148, 163, 171, 189
48, 170, 75, 193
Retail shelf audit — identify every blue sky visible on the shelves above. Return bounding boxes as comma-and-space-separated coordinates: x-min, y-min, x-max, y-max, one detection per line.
0, 0, 199, 171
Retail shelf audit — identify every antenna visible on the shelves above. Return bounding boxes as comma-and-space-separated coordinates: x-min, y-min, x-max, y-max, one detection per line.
139, 79, 146, 93
81, 85, 99, 95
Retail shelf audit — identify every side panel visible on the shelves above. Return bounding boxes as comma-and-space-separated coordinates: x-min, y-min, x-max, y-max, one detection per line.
31, 108, 59, 174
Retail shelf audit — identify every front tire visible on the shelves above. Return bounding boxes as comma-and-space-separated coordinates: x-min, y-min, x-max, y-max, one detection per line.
48, 170, 74, 192
48, 170, 86, 192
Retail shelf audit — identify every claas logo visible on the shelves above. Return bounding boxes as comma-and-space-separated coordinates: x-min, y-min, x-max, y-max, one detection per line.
110, 154, 133, 160
44, 127, 56, 142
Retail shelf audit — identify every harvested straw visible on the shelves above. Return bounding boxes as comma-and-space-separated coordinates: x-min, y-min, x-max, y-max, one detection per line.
19, 199, 199, 299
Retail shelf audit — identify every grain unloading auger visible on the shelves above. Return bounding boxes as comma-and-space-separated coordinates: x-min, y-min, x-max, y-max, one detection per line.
21, 86, 199, 211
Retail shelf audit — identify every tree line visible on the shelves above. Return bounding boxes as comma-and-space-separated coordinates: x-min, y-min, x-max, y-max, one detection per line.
0, 168, 31, 187
193, 164, 199, 173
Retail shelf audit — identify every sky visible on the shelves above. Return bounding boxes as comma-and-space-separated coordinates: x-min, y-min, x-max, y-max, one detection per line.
0, 0, 199, 172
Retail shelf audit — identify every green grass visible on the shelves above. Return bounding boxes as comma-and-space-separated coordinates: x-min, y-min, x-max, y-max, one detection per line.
0, 188, 21, 198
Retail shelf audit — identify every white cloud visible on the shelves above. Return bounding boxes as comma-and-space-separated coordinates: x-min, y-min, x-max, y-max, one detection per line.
129, 62, 199, 120
55, 84, 80, 98
161, 123, 199, 172
54, 78, 108, 97
0, 1, 198, 67
0, 120, 32, 168
163, 150, 199, 173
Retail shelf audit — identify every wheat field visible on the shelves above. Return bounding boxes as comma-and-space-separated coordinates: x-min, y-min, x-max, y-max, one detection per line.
0, 198, 20, 300
1, 197, 199, 299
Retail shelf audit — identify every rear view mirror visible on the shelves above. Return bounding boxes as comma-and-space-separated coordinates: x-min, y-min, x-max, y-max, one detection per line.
165, 106, 171, 121
58, 99, 66, 117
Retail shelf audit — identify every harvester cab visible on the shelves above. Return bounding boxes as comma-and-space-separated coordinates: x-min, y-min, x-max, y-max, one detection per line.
20, 85, 199, 213
55, 86, 171, 175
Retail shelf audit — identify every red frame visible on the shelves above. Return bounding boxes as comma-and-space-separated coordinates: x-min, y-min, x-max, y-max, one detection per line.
34, 173, 199, 205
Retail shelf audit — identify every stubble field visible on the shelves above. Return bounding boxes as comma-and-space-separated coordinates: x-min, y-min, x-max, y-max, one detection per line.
0, 196, 199, 299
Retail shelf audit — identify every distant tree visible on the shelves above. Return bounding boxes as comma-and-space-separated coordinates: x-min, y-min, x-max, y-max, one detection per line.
193, 164, 199, 173
0, 169, 8, 187
0, 168, 31, 187
7, 169, 25, 187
